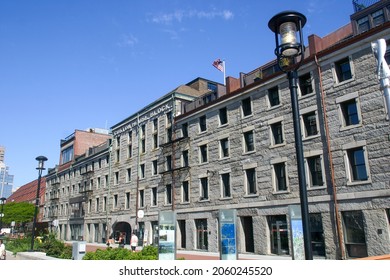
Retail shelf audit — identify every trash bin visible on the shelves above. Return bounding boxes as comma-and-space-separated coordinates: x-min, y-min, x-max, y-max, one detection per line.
72, 241, 86, 260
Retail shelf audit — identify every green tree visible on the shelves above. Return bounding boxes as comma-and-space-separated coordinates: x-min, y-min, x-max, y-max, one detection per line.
2, 202, 35, 225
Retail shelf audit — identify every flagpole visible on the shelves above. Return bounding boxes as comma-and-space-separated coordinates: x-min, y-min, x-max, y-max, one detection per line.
223, 60, 226, 85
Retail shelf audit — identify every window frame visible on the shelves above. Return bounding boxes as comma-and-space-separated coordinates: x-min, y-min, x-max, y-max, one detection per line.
333, 56, 354, 84
243, 129, 255, 153
241, 97, 253, 117
272, 159, 288, 193
343, 141, 371, 185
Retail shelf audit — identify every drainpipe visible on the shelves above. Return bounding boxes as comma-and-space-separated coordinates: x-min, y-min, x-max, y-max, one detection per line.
314, 55, 346, 260
106, 140, 113, 241
135, 114, 140, 232
171, 93, 176, 211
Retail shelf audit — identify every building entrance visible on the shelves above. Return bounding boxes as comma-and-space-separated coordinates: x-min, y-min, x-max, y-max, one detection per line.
269, 215, 289, 255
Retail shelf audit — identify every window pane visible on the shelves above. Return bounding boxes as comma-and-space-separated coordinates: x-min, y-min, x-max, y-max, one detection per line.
348, 148, 368, 181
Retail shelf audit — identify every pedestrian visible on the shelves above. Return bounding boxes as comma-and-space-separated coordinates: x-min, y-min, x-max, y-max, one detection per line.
130, 233, 138, 252
118, 233, 125, 248
0, 239, 6, 260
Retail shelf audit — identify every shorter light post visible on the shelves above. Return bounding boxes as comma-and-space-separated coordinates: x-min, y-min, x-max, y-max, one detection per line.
268, 11, 313, 260
30, 155, 48, 251
0, 197, 6, 231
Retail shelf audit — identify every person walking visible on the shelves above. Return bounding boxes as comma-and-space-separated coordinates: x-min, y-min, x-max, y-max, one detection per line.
0, 239, 6, 260
118, 233, 125, 248
130, 233, 138, 252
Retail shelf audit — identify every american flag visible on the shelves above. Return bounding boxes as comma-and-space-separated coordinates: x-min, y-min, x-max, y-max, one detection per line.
212, 59, 224, 72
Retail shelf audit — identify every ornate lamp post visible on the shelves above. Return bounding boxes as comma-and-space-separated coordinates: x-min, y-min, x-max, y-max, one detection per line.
268, 11, 313, 260
30, 155, 48, 251
0, 197, 6, 231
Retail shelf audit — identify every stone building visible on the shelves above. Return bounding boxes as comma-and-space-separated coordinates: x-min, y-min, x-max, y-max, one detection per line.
169, 0, 390, 259
43, 1, 390, 259
44, 78, 223, 245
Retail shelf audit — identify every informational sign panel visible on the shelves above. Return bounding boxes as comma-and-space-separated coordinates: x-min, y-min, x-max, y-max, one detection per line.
158, 211, 176, 260
289, 205, 305, 260
219, 209, 237, 260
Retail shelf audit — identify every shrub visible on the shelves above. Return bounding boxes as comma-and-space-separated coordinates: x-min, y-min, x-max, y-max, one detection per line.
82, 245, 158, 260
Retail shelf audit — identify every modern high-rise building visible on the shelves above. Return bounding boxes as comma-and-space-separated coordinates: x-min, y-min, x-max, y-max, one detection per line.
0, 146, 14, 198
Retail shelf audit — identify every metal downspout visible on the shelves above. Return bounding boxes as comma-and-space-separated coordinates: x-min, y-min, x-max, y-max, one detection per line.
314, 55, 346, 259
135, 114, 140, 231
171, 94, 176, 211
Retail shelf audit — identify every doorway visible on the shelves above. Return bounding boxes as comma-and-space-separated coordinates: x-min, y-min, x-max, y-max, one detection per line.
241, 216, 255, 252
269, 215, 289, 255
178, 220, 186, 249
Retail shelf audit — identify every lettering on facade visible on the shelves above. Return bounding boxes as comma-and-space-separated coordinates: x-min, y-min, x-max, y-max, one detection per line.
112, 103, 173, 137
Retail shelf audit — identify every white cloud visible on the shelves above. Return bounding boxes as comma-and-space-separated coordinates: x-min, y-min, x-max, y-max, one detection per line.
117, 34, 139, 47
150, 9, 234, 24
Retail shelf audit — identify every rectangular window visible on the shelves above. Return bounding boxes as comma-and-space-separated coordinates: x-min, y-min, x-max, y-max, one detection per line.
153, 118, 158, 132
372, 10, 384, 27
115, 149, 120, 162
245, 168, 257, 195
182, 150, 189, 167
341, 99, 359, 126
126, 168, 132, 182
166, 184, 172, 205
152, 187, 157, 206
113, 194, 118, 209
182, 181, 189, 203
103, 196, 107, 212
307, 156, 324, 187
342, 211, 368, 258
140, 164, 145, 179
243, 130, 254, 152
153, 133, 158, 149
303, 112, 318, 137
220, 138, 229, 158
125, 192, 130, 209
61, 146, 73, 164
242, 97, 252, 117
221, 173, 231, 198
299, 73, 313, 96
97, 177, 101, 189
95, 198, 99, 212
166, 155, 172, 171
139, 190, 144, 208
166, 127, 172, 143
199, 115, 207, 132
182, 123, 188, 138
152, 160, 158, 175
219, 107, 228, 125
128, 144, 132, 158
271, 122, 284, 145
335, 57, 352, 82
274, 162, 287, 192
200, 177, 208, 200
268, 86, 280, 107
166, 111, 172, 126
199, 144, 208, 163
310, 214, 325, 256
114, 171, 119, 185
141, 138, 146, 153
357, 16, 369, 33
347, 147, 368, 181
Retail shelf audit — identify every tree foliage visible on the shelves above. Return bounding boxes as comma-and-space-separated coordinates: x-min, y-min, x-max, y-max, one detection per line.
2, 202, 35, 225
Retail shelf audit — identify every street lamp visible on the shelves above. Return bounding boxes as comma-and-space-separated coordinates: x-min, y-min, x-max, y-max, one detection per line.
30, 155, 48, 251
0, 197, 6, 231
268, 11, 313, 260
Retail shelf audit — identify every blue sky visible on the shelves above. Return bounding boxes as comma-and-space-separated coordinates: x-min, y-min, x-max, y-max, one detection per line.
0, 0, 355, 190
